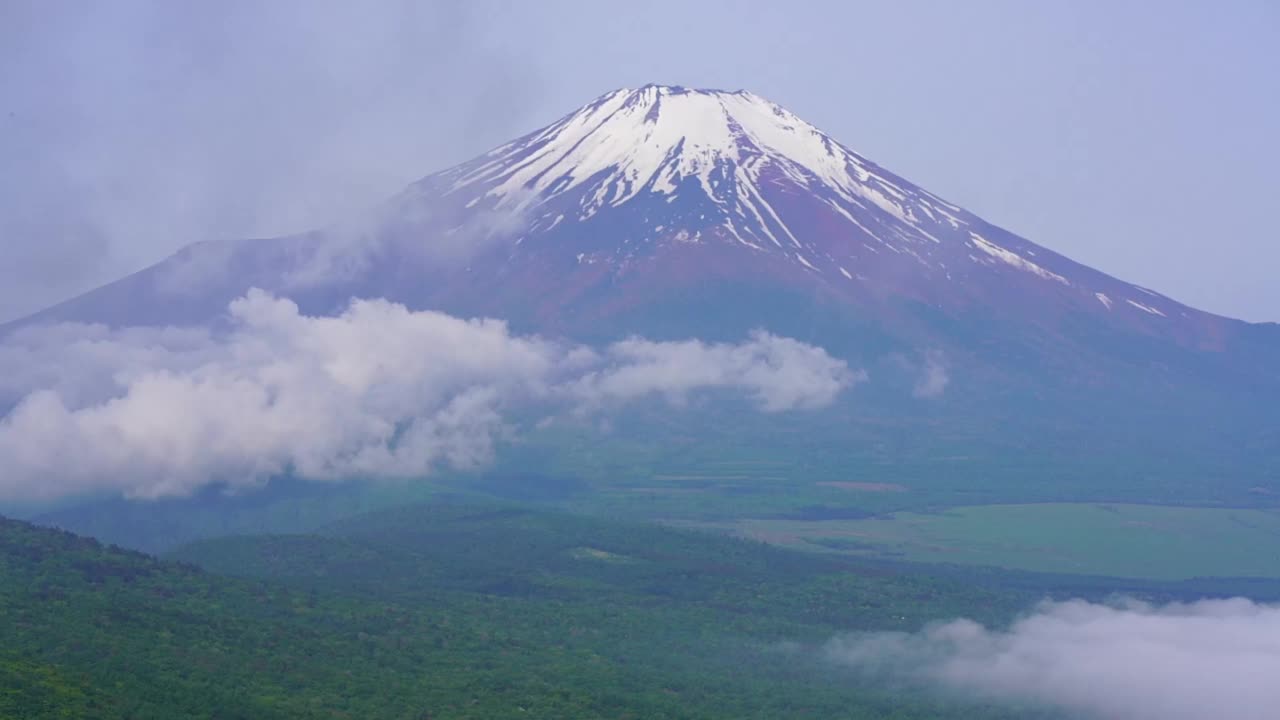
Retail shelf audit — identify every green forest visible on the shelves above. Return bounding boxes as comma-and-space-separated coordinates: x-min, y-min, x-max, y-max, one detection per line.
9, 496, 1273, 719
0, 499, 1073, 719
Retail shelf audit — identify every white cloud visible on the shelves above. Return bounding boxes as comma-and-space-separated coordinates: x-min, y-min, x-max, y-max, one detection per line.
826, 597, 1280, 720
0, 290, 856, 501
571, 332, 864, 412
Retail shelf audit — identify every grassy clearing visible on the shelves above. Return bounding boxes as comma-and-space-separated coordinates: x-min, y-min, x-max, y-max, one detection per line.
716, 503, 1280, 580
816, 481, 909, 492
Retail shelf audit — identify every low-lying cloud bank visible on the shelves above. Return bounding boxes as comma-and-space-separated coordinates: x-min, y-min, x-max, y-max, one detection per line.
0, 290, 859, 501
826, 597, 1280, 720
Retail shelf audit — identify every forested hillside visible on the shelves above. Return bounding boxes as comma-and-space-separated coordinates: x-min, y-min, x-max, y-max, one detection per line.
2, 503, 1050, 719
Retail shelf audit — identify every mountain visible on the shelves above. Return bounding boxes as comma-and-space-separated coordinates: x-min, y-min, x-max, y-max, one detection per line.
15, 85, 1265, 337
8, 84, 1280, 498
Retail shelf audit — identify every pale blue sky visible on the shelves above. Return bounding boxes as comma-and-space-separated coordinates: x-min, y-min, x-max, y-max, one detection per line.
2, 1, 1277, 321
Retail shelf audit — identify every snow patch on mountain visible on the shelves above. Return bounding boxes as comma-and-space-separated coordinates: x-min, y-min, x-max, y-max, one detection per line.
1126, 299, 1167, 317
969, 232, 1069, 285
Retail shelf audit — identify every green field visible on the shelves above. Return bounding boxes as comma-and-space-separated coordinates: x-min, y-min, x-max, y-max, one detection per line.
713, 503, 1280, 580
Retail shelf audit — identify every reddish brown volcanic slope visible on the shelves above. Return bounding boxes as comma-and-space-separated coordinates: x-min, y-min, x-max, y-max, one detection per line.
14, 84, 1276, 385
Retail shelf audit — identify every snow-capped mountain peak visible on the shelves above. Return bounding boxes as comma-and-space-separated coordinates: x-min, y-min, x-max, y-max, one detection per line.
411, 85, 1186, 326
445, 85, 962, 248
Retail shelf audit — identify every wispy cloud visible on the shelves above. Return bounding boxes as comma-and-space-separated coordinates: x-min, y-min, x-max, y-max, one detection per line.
912, 350, 949, 398
826, 597, 1280, 720
0, 290, 858, 501
570, 332, 863, 413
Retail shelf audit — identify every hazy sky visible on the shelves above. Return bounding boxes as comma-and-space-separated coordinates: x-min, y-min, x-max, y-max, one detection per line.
2, 0, 1277, 322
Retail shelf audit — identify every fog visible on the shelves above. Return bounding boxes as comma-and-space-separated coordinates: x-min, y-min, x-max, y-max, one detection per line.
0, 0, 542, 322
826, 598, 1280, 720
